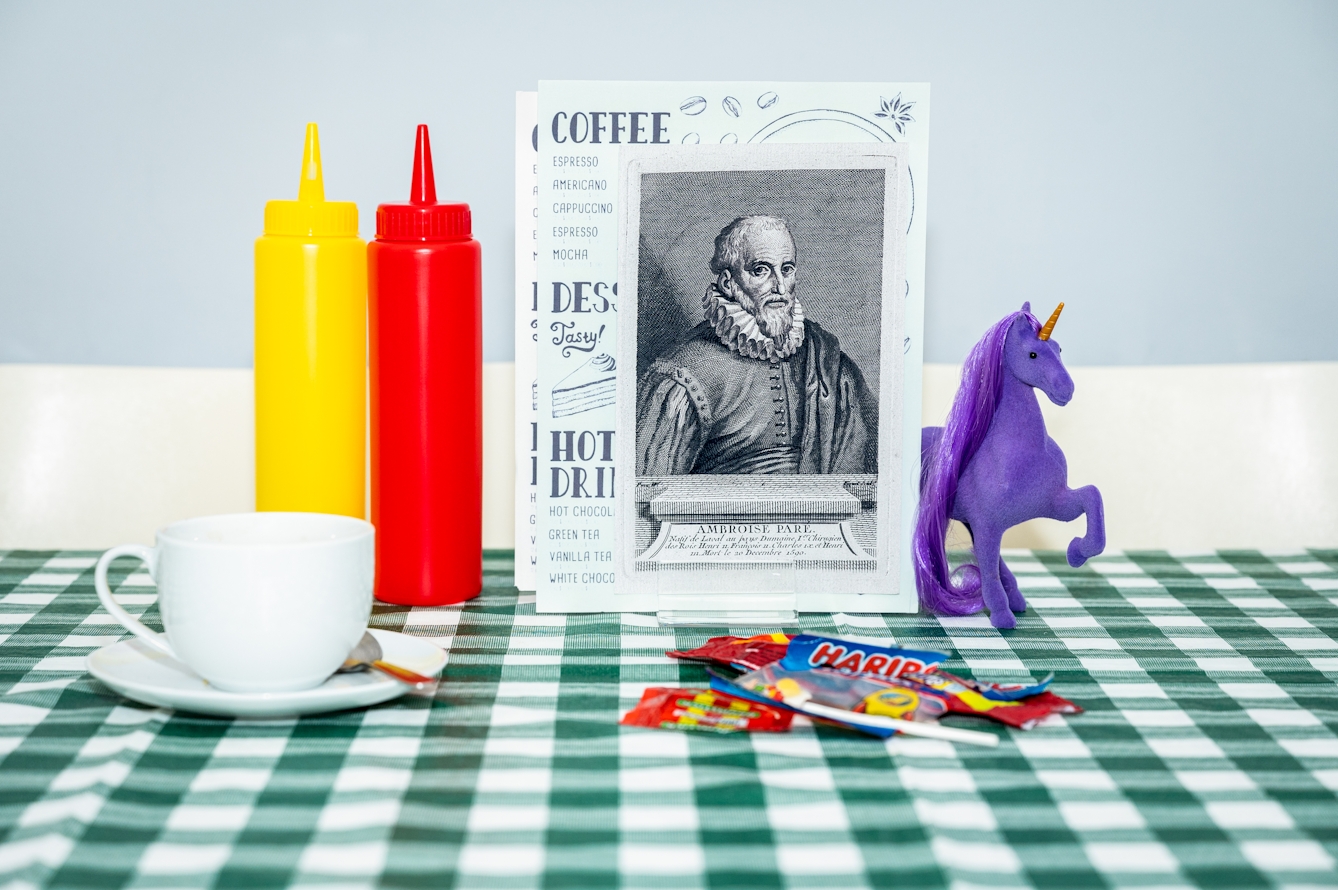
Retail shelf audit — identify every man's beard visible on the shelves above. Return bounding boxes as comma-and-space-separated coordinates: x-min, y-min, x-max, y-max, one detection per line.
727, 284, 796, 345
753, 299, 795, 343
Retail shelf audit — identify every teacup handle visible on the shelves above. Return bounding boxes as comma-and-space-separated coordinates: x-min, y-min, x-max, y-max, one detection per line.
94, 544, 176, 659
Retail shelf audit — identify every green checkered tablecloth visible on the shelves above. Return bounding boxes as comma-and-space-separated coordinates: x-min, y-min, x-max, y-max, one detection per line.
2, 550, 1337, 889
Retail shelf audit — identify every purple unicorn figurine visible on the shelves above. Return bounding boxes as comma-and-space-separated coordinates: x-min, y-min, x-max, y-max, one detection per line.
914, 302, 1104, 629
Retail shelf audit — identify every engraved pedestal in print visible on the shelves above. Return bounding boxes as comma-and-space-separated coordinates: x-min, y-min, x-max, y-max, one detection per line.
636, 476, 876, 572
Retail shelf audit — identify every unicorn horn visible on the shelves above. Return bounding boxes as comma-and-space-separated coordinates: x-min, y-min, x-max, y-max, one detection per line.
1038, 302, 1064, 341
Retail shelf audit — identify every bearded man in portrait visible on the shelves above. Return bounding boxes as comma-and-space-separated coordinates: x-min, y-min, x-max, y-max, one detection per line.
636, 215, 878, 477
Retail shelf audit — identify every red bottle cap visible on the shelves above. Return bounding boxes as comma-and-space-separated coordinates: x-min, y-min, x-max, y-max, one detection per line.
376, 125, 471, 241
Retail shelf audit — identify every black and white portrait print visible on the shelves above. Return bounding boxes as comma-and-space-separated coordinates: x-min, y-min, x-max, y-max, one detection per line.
615, 144, 908, 594
634, 168, 886, 478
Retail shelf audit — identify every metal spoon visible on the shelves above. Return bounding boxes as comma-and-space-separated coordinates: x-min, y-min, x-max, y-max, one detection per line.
337, 631, 437, 688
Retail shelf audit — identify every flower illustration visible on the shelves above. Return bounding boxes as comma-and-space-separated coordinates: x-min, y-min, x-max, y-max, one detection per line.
874, 93, 916, 135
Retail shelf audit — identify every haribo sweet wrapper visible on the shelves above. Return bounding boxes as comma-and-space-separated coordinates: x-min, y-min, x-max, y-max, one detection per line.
779, 634, 949, 680
668, 633, 948, 679
619, 687, 793, 734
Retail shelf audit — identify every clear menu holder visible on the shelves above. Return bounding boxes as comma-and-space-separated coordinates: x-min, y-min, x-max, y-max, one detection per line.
655, 563, 797, 628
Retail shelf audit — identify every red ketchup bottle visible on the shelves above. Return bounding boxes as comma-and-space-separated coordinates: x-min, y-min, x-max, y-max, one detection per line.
369, 125, 482, 605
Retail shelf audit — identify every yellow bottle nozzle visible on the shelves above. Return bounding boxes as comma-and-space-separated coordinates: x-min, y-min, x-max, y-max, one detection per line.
298, 122, 325, 203
262, 122, 358, 237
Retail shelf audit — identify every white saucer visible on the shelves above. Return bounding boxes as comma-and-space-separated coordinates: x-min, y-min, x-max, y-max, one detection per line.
87, 629, 448, 718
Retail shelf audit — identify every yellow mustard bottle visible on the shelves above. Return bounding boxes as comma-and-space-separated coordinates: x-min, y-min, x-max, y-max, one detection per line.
255, 123, 366, 517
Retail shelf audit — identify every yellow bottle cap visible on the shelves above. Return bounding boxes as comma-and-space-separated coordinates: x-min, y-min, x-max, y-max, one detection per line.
263, 123, 359, 237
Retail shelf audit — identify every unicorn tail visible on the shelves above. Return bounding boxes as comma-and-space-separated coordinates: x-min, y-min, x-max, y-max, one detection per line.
913, 509, 985, 616
913, 432, 985, 617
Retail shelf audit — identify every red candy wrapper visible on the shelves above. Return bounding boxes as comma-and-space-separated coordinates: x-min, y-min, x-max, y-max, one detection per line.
902, 671, 1082, 730
620, 687, 794, 734
667, 634, 792, 672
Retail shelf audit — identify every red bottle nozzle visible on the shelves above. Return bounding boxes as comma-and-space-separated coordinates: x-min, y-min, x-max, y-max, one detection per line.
410, 124, 437, 205
376, 124, 470, 242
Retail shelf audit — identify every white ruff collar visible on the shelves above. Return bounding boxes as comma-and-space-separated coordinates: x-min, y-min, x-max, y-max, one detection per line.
702, 284, 805, 361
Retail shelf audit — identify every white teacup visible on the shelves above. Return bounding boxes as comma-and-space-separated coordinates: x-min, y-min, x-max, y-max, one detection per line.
94, 512, 375, 693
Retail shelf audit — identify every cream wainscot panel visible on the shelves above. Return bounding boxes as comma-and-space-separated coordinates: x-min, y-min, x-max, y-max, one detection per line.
0, 361, 1334, 551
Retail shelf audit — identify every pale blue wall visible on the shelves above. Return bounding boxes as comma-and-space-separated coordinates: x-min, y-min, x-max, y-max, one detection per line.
1, 0, 1334, 367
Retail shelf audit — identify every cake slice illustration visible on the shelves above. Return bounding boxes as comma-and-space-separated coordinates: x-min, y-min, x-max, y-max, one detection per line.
552, 353, 616, 417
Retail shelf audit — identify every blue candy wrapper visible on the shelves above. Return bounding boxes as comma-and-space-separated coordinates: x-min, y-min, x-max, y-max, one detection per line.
780, 634, 948, 681
972, 673, 1054, 701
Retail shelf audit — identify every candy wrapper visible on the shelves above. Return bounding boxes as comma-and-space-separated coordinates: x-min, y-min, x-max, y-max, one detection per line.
663, 635, 1081, 738
716, 664, 948, 738
902, 671, 1081, 730
970, 673, 1054, 701
780, 634, 949, 680
667, 633, 791, 672
620, 687, 794, 734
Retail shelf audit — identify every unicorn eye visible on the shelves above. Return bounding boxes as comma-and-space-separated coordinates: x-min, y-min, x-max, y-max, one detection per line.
1029, 352, 1037, 359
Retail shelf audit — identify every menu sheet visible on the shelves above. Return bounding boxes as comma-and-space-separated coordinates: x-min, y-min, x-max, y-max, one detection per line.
514, 92, 537, 590
532, 81, 930, 613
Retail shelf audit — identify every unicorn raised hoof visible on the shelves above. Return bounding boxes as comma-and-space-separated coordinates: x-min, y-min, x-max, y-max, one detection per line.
914, 302, 1105, 629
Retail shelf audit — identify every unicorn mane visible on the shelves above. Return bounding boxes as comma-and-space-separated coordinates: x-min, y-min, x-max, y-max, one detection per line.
913, 307, 1041, 615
